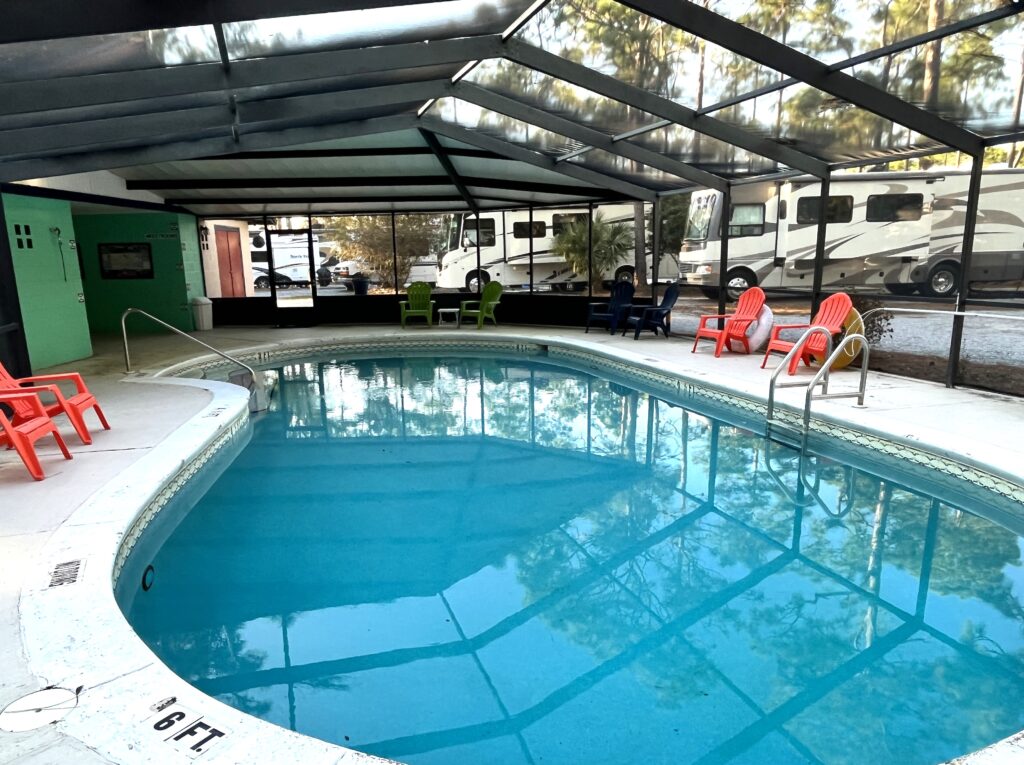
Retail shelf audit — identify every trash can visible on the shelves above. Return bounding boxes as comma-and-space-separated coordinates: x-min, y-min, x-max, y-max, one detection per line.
350, 275, 370, 295
191, 296, 214, 331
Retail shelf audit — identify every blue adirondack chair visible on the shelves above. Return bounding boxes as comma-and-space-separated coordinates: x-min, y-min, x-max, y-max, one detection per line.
622, 283, 681, 340
586, 281, 635, 334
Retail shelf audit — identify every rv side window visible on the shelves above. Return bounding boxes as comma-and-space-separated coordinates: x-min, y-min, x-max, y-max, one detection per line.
796, 195, 854, 224
552, 213, 588, 235
513, 221, 547, 238
728, 204, 765, 237
463, 218, 496, 247
866, 193, 924, 222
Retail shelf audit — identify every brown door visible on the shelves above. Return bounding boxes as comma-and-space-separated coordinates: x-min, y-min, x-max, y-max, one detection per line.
215, 227, 246, 297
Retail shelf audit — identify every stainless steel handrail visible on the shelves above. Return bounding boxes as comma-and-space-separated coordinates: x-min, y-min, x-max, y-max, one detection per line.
766, 326, 834, 423
799, 333, 869, 450
120, 307, 267, 411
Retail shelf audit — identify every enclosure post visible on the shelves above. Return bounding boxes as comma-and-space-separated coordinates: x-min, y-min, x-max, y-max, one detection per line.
717, 185, 731, 321
810, 171, 831, 316
475, 214, 482, 296
391, 211, 399, 294
587, 202, 594, 299
529, 205, 535, 295
306, 215, 317, 301
652, 197, 662, 304
263, 215, 278, 310
946, 156, 983, 388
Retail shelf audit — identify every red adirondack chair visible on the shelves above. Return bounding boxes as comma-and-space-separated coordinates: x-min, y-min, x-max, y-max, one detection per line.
760, 292, 853, 375
692, 287, 766, 357
0, 391, 73, 480
0, 362, 110, 445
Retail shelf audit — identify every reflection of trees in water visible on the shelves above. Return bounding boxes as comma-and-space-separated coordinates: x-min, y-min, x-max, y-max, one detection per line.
216, 356, 1024, 760
153, 625, 272, 719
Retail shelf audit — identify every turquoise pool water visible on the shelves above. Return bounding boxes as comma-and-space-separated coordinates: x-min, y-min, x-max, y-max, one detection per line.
124, 354, 1024, 765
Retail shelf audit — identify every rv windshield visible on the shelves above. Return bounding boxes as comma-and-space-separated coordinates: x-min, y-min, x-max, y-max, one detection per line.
684, 194, 718, 241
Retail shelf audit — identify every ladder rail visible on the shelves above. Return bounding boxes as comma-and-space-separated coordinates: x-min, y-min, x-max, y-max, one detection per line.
120, 307, 268, 412
766, 326, 835, 423
800, 333, 870, 448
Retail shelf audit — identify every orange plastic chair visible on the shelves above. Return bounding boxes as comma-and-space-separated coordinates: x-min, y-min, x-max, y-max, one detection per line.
692, 287, 766, 357
0, 362, 110, 445
0, 391, 73, 480
760, 292, 853, 375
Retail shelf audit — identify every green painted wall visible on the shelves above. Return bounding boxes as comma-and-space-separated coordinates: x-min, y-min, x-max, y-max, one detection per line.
2, 193, 92, 370
74, 212, 202, 334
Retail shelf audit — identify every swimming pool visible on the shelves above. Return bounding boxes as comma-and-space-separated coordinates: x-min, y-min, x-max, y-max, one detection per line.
120, 353, 1024, 765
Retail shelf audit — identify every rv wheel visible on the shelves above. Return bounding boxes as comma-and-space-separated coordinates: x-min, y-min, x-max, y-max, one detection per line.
725, 269, 756, 302
465, 270, 490, 292
924, 263, 959, 297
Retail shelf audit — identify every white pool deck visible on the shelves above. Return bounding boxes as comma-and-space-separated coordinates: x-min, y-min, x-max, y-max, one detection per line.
1, 324, 1023, 764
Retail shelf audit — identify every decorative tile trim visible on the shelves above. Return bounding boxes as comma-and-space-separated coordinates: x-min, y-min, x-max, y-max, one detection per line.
166, 336, 1023, 512
112, 410, 248, 585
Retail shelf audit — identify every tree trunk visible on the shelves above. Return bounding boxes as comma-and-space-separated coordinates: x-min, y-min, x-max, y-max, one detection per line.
633, 202, 648, 292
919, 0, 944, 169
1008, 45, 1024, 169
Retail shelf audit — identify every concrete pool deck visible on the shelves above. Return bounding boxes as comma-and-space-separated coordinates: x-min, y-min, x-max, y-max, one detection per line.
1, 324, 1023, 764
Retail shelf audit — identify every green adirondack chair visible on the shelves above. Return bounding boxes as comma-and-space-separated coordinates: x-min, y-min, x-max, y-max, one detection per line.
400, 282, 435, 327
460, 281, 502, 329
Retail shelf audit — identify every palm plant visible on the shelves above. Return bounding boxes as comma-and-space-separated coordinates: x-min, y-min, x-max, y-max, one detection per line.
552, 212, 633, 291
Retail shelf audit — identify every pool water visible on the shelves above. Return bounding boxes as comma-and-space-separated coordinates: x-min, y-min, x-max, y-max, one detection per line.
124, 355, 1024, 765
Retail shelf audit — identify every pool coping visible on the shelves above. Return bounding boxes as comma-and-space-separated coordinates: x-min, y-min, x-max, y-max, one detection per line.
14, 331, 1024, 765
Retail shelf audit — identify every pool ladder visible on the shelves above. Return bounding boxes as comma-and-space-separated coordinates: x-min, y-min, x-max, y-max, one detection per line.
765, 326, 870, 450
120, 307, 268, 412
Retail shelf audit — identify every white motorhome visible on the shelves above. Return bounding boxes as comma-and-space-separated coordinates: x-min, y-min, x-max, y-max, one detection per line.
435, 206, 679, 291
249, 231, 321, 285
678, 169, 1024, 298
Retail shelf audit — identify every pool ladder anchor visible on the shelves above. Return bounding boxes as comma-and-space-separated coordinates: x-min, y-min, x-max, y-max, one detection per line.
765, 326, 870, 450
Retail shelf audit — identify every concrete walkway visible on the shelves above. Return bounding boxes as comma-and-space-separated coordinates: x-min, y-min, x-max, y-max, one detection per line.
1, 324, 1022, 763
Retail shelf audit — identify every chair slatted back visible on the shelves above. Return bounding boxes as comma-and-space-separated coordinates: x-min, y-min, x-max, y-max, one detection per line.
727, 287, 766, 338
806, 293, 853, 354
608, 281, 634, 310
0, 362, 34, 420
406, 282, 432, 310
659, 283, 681, 310
481, 281, 503, 307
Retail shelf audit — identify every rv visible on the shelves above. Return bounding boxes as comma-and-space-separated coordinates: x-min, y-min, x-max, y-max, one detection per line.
249, 231, 322, 286
678, 170, 1024, 299
435, 206, 679, 291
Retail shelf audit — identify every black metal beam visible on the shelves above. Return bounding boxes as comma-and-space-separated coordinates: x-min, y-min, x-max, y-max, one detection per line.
172, 194, 467, 204
946, 156, 984, 388
0, 36, 501, 118
0, 114, 419, 183
418, 128, 479, 214
505, 40, 828, 178
621, 0, 983, 155
0, 76, 437, 162
0, 182, 190, 214
127, 175, 621, 197
237, 80, 448, 125
194, 147, 506, 160
451, 81, 718, 191
419, 116, 657, 201
0, 0, 449, 45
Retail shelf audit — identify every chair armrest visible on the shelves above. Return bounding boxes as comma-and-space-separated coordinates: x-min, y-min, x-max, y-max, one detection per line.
399, 301, 409, 309
19, 372, 87, 394
10, 382, 66, 404
461, 301, 481, 311
0, 390, 48, 416
768, 322, 810, 340
696, 313, 729, 329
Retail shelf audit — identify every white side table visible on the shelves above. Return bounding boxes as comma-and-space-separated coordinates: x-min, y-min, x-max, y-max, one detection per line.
437, 308, 460, 328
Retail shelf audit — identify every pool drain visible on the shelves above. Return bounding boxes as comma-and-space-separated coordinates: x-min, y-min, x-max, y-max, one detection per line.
0, 687, 79, 732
